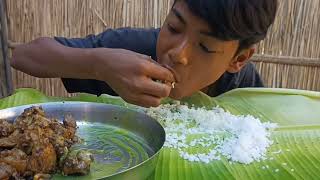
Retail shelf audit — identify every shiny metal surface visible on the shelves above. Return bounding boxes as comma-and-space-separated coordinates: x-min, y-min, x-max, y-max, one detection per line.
0, 102, 165, 180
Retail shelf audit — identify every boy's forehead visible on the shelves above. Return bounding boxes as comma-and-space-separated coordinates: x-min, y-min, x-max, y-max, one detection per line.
169, 0, 240, 51
172, 1, 212, 33
171, 1, 226, 43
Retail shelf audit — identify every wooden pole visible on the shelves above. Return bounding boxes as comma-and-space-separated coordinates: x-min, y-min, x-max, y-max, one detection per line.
0, 0, 13, 98
251, 54, 320, 67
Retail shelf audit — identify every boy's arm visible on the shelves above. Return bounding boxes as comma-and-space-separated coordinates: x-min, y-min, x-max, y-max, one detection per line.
52, 28, 160, 95
11, 29, 174, 107
11, 37, 96, 79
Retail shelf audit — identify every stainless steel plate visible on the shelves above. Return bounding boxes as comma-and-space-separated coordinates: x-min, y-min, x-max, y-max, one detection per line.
0, 102, 165, 180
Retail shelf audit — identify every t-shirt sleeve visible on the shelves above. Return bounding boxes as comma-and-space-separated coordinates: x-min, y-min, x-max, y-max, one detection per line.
54, 28, 160, 96
237, 62, 264, 88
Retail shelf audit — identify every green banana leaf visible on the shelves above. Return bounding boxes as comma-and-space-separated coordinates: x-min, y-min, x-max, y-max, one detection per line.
1, 88, 320, 180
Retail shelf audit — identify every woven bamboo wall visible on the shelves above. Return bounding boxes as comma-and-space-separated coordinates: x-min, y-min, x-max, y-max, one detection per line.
253, 0, 320, 91
5, 0, 320, 97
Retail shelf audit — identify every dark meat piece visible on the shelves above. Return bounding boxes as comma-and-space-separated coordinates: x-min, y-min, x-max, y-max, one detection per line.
18, 106, 45, 118
62, 150, 93, 175
15, 130, 33, 155
0, 120, 18, 148
0, 106, 89, 178
14, 107, 50, 131
0, 162, 17, 180
49, 117, 78, 158
27, 142, 57, 174
0, 130, 23, 149
33, 173, 51, 180
51, 117, 77, 141
0, 148, 27, 174
0, 136, 16, 148
20, 125, 57, 174
0, 119, 14, 138
63, 115, 77, 128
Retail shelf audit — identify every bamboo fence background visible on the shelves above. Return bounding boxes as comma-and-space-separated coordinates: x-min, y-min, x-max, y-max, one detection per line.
5, 0, 320, 97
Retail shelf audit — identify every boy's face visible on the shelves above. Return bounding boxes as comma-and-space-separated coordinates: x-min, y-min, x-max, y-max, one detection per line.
157, 0, 245, 99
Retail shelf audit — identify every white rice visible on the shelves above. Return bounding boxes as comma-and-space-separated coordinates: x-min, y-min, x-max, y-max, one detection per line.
272, 149, 282, 154
146, 102, 277, 164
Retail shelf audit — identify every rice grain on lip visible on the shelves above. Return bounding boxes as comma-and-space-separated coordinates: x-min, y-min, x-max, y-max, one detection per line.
146, 102, 277, 164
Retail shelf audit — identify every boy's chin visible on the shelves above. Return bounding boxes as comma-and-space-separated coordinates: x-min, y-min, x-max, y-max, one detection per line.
169, 88, 193, 100
168, 89, 183, 100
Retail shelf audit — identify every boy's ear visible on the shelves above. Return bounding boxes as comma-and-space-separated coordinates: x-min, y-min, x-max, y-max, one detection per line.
227, 47, 255, 73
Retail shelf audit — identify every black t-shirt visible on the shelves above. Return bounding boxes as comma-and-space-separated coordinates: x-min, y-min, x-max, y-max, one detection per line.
54, 27, 263, 97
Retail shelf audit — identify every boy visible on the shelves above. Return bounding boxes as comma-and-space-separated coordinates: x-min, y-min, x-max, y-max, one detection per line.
11, 0, 277, 107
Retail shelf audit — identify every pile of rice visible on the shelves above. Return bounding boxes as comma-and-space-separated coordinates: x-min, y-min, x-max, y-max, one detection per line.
145, 102, 277, 164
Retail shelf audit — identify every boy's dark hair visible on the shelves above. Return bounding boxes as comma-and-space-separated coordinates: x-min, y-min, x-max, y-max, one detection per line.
176, 0, 278, 55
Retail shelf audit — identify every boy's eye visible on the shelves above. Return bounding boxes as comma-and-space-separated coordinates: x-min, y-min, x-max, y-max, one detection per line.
167, 24, 179, 34
199, 43, 217, 53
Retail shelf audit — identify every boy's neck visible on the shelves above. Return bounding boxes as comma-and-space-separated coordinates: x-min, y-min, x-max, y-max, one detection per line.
201, 82, 218, 97
201, 87, 209, 94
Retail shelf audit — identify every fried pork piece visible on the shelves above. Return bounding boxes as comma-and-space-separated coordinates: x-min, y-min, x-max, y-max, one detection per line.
63, 115, 77, 129
0, 148, 28, 174
0, 119, 14, 138
27, 138, 57, 174
0, 162, 17, 180
0, 136, 16, 148
0, 119, 17, 148
0, 106, 88, 178
14, 106, 50, 131
13, 108, 57, 173
49, 116, 78, 159
62, 150, 94, 175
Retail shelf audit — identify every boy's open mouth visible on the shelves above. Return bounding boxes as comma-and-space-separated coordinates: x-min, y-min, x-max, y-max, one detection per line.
162, 64, 181, 84
149, 57, 180, 88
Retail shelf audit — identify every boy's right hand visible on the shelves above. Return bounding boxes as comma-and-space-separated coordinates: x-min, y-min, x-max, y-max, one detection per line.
92, 48, 175, 107
10, 38, 174, 107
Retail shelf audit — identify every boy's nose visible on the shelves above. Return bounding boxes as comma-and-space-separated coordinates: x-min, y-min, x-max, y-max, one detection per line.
168, 41, 189, 66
